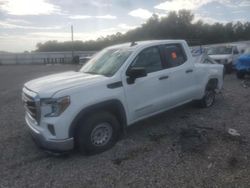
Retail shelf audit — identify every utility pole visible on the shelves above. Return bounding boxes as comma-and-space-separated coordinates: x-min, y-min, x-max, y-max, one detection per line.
71, 25, 74, 63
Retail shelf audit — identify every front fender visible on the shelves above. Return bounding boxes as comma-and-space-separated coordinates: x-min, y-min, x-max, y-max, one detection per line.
68, 99, 127, 138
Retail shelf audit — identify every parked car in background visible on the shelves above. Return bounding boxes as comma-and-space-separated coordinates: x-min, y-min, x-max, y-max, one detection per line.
235, 47, 250, 79
79, 56, 92, 65
207, 45, 240, 73
22, 40, 224, 154
190, 46, 207, 57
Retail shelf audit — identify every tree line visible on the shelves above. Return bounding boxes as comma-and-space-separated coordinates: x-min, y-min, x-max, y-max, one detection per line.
36, 10, 250, 52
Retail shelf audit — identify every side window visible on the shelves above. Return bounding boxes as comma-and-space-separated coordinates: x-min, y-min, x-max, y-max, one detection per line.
131, 47, 162, 73
164, 44, 187, 68
203, 59, 214, 64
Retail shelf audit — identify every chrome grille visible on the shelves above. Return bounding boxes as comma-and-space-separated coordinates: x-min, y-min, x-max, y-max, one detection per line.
22, 88, 40, 123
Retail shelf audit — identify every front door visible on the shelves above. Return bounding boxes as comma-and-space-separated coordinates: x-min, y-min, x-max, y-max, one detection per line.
123, 46, 171, 122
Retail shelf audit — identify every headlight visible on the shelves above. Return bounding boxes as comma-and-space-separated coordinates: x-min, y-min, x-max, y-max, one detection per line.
41, 96, 70, 117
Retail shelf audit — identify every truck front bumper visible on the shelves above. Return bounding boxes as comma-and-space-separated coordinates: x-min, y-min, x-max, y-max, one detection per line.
25, 115, 74, 152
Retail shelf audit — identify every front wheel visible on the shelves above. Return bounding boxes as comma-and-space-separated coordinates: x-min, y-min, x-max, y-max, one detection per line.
76, 112, 120, 155
197, 90, 215, 108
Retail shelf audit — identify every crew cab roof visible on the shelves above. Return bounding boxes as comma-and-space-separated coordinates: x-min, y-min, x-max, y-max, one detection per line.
106, 40, 187, 51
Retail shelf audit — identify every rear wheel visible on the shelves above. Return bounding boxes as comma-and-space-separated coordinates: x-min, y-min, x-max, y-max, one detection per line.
76, 112, 120, 155
197, 89, 215, 108
225, 63, 233, 74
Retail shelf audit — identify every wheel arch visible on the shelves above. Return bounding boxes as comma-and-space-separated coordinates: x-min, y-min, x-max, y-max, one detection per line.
206, 78, 219, 90
69, 99, 127, 138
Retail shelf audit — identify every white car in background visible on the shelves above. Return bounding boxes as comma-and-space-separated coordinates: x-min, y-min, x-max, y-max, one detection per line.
207, 45, 240, 73
79, 56, 92, 65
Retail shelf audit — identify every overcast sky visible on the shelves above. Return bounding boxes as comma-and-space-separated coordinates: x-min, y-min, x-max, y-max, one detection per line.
0, 0, 249, 52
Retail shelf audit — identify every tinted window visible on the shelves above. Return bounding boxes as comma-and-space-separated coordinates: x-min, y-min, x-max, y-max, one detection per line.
164, 44, 187, 68
131, 47, 162, 73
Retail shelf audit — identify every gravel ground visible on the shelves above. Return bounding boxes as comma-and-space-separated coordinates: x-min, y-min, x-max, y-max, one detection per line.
0, 64, 250, 188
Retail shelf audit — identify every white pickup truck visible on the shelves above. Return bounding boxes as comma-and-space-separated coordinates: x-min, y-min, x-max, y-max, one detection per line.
22, 40, 224, 154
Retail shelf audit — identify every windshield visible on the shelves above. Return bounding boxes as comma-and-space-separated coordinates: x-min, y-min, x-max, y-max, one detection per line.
207, 46, 233, 55
80, 48, 132, 77
244, 48, 250, 55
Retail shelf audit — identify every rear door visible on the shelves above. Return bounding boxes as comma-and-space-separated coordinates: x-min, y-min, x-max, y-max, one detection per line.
161, 43, 197, 106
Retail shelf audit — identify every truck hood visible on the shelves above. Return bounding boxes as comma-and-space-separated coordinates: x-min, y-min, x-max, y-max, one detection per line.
209, 54, 232, 60
24, 71, 106, 98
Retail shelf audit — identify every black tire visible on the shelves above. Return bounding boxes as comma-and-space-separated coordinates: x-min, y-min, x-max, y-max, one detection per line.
76, 112, 120, 155
197, 89, 215, 108
236, 71, 245, 79
225, 63, 233, 74
223, 67, 226, 79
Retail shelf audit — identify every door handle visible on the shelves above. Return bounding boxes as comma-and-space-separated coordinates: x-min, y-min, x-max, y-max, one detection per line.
159, 75, 169, 80
186, 69, 193, 73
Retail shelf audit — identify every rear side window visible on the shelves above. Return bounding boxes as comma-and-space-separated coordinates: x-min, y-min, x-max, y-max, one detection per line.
203, 59, 214, 64
163, 44, 187, 68
131, 47, 163, 73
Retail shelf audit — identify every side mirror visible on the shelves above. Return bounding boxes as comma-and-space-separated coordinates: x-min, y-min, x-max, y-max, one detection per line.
126, 67, 147, 84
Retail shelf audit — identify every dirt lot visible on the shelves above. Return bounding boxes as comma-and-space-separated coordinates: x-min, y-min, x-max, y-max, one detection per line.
0, 64, 250, 188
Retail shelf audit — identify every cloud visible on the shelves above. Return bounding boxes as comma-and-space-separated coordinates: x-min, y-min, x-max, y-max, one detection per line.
29, 23, 137, 41
0, 20, 62, 30
128, 8, 153, 19
69, 14, 117, 20
155, 0, 212, 11
29, 31, 112, 41
193, 13, 228, 24
232, 10, 246, 14
0, 0, 61, 15
154, 0, 250, 12
239, 1, 250, 7
155, 13, 168, 18
5, 18, 31, 24
69, 15, 92, 19
95, 15, 117, 19
90, 0, 112, 7
118, 23, 137, 30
